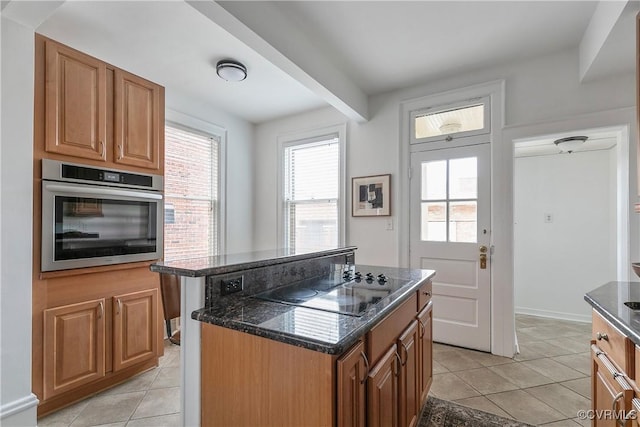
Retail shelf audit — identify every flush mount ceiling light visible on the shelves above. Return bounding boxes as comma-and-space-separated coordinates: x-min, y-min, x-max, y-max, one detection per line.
438, 121, 462, 134
554, 135, 588, 153
216, 59, 247, 82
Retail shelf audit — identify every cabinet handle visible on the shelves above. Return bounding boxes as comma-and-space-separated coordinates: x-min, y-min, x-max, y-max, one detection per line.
612, 392, 624, 427
98, 301, 104, 319
423, 291, 432, 296
418, 319, 426, 338
400, 342, 409, 366
117, 144, 123, 160
359, 351, 370, 385
117, 299, 122, 314
394, 351, 402, 377
596, 332, 609, 341
99, 140, 105, 158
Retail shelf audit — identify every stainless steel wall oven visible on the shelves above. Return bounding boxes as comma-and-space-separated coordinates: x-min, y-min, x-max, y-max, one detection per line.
41, 159, 163, 272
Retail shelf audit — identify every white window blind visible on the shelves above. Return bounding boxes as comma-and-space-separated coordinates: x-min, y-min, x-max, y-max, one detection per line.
164, 124, 219, 261
284, 136, 340, 251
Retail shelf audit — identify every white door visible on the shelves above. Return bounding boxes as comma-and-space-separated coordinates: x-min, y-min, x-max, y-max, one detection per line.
410, 143, 491, 351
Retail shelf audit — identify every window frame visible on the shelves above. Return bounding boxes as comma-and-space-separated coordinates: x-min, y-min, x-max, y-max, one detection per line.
277, 124, 347, 250
164, 109, 227, 257
410, 95, 491, 145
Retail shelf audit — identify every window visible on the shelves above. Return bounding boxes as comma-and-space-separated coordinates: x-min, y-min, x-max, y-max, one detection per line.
420, 157, 478, 243
164, 124, 220, 260
281, 129, 344, 251
410, 97, 490, 144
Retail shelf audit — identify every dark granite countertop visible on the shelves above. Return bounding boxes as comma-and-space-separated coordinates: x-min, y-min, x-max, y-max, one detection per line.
149, 246, 356, 277
584, 281, 640, 346
193, 265, 436, 355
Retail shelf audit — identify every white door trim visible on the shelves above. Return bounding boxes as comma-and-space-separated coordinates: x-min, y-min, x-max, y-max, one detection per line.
400, 80, 513, 357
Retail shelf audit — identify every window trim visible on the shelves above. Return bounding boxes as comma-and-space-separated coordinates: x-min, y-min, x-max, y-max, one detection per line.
165, 109, 227, 255
410, 95, 491, 145
276, 123, 347, 250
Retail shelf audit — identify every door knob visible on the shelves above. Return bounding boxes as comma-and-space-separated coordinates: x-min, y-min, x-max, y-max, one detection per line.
479, 245, 488, 254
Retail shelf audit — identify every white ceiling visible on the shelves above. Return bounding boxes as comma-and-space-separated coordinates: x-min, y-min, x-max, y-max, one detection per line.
514, 128, 619, 158
24, 0, 638, 124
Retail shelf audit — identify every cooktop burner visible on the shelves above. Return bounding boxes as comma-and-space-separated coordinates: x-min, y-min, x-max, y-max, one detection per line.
252, 267, 410, 317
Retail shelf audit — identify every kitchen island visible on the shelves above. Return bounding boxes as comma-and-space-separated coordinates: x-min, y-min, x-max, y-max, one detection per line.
151, 247, 435, 427
584, 282, 640, 426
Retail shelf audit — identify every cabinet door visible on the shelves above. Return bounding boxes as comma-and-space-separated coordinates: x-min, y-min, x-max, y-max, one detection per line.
592, 345, 634, 427
398, 321, 419, 427
43, 299, 106, 399
337, 340, 367, 427
114, 69, 162, 170
45, 40, 107, 161
368, 345, 399, 427
417, 301, 433, 405
113, 289, 158, 371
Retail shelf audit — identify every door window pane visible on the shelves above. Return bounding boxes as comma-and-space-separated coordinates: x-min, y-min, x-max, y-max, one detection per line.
420, 157, 478, 243
415, 104, 484, 139
449, 201, 477, 243
421, 202, 447, 242
449, 157, 477, 199
421, 160, 446, 200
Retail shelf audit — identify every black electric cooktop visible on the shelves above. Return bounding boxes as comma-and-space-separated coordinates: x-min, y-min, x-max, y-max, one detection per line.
253, 268, 411, 317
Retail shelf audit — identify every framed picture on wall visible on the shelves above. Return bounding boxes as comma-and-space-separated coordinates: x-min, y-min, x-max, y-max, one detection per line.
352, 174, 391, 216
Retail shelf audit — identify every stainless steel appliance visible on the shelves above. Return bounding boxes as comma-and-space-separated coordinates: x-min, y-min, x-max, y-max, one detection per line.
253, 267, 410, 317
41, 159, 163, 272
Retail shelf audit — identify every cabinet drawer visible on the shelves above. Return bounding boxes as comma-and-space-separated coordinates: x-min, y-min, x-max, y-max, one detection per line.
417, 280, 432, 311
592, 310, 634, 374
367, 294, 417, 366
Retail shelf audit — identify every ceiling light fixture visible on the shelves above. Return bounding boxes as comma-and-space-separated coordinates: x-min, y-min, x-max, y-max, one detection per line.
554, 135, 588, 153
216, 59, 247, 82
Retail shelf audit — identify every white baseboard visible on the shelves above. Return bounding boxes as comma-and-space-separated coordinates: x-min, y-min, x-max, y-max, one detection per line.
515, 307, 591, 323
0, 393, 38, 426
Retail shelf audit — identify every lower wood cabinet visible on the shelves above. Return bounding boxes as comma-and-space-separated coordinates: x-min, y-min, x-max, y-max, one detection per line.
367, 345, 400, 427
43, 299, 106, 399
592, 344, 634, 426
418, 301, 433, 404
43, 288, 158, 401
337, 340, 367, 427
113, 289, 158, 371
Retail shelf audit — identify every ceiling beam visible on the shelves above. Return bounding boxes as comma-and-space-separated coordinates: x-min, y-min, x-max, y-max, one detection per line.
187, 1, 368, 123
579, 0, 631, 82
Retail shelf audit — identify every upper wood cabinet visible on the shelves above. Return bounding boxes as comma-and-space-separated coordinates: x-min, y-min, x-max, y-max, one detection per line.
40, 35, 164, 172
114, 70, 162, 170
43, 298, 106, 400
45, 40, 107, 161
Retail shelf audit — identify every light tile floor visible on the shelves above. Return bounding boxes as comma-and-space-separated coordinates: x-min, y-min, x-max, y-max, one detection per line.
39, 314, 592, 426
431, 314, 592, 426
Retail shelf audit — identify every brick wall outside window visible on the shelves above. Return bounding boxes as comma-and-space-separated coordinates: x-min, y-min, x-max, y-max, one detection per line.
164, 125, 220, 261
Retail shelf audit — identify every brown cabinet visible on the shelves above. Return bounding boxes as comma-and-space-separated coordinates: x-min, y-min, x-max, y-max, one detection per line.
592, 344, 634, 426
114, 70, 162, 170
367, 345, 400, 427
40, 35, 164, 172
43, 299, 106, 399
44, 40, 107, 161
398, 321, 419, 427
337, 339, 367, 427
417, 300, 433, 405
113, 289, 159, 371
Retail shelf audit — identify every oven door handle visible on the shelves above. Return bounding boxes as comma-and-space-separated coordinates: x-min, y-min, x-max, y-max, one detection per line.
44, 183, 163, 200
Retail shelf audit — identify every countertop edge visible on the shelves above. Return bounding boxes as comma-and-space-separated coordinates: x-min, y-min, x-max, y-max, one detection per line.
193, 271, 435, 355
584, 293, 640, 347
150, 247, 356, 277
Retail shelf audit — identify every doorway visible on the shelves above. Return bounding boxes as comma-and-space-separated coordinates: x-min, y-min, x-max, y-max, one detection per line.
513, 126, 628, 322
